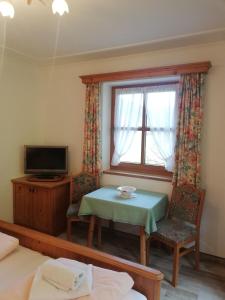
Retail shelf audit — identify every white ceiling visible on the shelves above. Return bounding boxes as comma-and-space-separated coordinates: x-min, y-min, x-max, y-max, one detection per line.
1, 0, 225, 60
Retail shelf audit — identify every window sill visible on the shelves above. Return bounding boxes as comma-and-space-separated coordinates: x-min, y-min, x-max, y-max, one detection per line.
103, 169, 172, 183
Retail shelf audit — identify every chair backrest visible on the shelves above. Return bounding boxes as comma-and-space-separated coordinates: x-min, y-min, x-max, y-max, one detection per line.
70, 172, 97, 204
168, 184, 205, 227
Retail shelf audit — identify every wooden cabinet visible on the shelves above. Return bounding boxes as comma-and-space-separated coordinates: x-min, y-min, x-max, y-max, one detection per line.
12, 176, 70, 236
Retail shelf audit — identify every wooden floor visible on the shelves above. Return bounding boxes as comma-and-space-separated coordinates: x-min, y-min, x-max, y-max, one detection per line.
60, 224, 225, 300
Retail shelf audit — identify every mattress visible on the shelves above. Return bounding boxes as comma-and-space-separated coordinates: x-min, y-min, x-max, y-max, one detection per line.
0, 246, 147, 300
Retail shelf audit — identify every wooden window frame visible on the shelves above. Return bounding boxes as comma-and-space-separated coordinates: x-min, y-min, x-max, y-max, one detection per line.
110, 82, 178, 177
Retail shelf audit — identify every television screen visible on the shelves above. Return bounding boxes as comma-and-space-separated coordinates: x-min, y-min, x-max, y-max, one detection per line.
24, 146, 68, 175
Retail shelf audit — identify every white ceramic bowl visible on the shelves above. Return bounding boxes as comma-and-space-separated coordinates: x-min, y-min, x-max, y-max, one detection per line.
117, 186, 136, 194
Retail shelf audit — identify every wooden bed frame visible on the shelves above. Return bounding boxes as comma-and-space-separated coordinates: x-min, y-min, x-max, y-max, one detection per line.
0, 220, 163, 300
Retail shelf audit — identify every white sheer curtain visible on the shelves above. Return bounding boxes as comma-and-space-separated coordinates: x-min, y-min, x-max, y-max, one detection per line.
145, 85, 178, 171
111, 88, 143, 165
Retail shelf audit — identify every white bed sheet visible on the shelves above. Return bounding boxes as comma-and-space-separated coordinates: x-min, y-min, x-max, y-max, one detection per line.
0, 246, 147, 300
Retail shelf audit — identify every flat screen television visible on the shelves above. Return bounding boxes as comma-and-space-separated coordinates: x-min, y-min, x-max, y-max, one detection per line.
24, 146, 68, 178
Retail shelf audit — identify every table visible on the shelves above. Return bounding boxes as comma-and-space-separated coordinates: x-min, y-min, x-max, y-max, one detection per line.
79, 186, 168, 265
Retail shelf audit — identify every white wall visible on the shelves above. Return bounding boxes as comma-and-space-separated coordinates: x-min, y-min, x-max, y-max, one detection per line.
39, 41, 225, 258
0, 52, 43, 221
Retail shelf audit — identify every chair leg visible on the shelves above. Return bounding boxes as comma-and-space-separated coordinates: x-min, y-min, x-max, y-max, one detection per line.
97, 218, 102, 248
146, 237, 150, 265
195, 236, 200, 271
67, 219, 72, 241
109, 220, 114, 231
87, 215, 96, 247
172, 245, 180, 287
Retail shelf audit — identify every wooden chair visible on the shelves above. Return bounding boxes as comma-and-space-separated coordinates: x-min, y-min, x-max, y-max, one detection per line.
147, 184, 205, 287
66, 172, 101, 245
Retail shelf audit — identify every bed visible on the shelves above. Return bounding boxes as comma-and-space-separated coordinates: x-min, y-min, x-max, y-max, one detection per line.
0, 220, 163, 300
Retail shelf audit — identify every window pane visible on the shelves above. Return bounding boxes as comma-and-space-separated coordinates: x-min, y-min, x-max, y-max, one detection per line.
120, 131, 142, 164
145, 132, 165, 166
116, 93, 143, 128
146, 91, 176, 128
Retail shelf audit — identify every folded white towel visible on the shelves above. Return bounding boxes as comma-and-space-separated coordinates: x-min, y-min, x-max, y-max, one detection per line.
0, 232, 19, 260
58, 258, 134, 300
41, 259, 84, 291
29, 259, 92, 300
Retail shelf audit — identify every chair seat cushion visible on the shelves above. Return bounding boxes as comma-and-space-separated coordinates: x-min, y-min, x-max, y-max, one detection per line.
66, 202, 80, 218
153, 218, 197, 244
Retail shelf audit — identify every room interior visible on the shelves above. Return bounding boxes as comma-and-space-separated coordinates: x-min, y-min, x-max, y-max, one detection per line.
0, 0, 225, 299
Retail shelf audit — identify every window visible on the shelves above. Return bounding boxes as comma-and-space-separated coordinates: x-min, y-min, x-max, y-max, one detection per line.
110, 82, 178, 177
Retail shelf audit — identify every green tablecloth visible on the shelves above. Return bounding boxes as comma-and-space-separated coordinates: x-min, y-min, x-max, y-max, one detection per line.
79, 186, 168, 235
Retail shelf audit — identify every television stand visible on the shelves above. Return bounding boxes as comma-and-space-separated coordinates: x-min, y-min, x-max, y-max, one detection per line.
12, 176, 70, 235
28, 175, 64, 182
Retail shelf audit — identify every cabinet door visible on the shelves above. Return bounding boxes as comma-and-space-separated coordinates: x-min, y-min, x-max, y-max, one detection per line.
13, 184, 32, 227
52, 184, 70, 235
32, 187, 53, 234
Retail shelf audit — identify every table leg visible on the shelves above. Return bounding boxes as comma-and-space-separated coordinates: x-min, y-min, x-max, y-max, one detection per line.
140, 226, 147, 265
87, 215, 96, 247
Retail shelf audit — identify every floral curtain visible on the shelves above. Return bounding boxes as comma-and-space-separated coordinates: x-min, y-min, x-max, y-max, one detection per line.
82, 83, 102, 183
172, 73, 206, 187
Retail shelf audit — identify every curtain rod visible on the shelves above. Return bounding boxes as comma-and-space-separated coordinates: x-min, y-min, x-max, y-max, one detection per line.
80, 61, 211, 84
